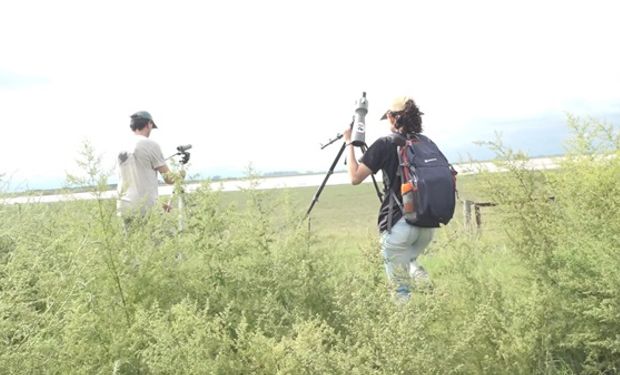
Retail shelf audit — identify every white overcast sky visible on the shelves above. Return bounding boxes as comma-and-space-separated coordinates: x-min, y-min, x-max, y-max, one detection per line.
1, 0, 619, 190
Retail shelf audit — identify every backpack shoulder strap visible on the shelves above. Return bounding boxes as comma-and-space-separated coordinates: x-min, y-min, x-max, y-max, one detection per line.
386, 132, 407, 147
385, 170, 403, 233
385, 134, 409, 233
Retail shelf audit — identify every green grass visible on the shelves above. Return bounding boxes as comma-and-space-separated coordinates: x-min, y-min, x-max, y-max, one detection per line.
215, 173, 485, 255
2, 117, 619, 374
212, 173, 509, 282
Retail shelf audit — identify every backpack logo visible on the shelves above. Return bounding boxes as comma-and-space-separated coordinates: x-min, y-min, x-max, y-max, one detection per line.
424, 158, 437, 163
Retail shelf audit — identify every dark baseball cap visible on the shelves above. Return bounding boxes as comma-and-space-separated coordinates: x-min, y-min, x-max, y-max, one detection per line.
131, 111, 157, 128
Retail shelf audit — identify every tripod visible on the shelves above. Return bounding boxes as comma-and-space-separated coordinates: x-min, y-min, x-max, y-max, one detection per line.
304, 131, 383, 221
163, 180, 186, 231
164, 148, 191, 232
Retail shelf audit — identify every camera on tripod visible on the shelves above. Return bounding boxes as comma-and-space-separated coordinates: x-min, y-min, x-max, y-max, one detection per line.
163, 144, 192, 222
165, 144, 192, 164
305, 92, 382, 222
319, 92, 369, 149
351, 92, 368, 146
177, 145, 191, 164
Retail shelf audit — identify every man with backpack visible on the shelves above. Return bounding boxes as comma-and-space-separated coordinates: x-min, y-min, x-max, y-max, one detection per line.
116, 111, 185, 231
343, 96, 456, 302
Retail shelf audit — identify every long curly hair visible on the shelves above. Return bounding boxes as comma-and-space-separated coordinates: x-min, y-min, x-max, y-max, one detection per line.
393, 99, 424, 134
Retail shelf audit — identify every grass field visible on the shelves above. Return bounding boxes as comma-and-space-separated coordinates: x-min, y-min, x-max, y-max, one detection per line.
1, 118, 619, 373
217, 171, 499, 251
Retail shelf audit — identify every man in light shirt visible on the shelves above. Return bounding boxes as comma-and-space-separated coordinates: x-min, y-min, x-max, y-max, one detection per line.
116, 111, 183, 227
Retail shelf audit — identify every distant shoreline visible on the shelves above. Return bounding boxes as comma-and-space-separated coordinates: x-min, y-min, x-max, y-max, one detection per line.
1, 156, 567, 206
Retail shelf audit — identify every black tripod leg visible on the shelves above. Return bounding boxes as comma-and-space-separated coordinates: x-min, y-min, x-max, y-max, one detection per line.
360, 145, 384, 203
305, 141, 347, 218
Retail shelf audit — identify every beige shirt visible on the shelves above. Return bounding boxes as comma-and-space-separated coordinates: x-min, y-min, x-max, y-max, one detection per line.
116, 134, 166, 216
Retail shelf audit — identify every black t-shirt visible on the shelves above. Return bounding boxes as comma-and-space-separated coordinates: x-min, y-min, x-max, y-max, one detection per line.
360, 135, 402, 232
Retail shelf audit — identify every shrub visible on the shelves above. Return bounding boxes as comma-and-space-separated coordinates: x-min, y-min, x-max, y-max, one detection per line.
1, 116, 618, 373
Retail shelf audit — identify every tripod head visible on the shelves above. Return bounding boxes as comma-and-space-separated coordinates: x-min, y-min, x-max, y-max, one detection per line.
177, 144, 191, 164
166, 144, 192, 164
177, 144, 192, 153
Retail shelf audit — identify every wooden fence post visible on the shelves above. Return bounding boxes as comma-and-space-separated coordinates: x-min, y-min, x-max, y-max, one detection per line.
463, 200, 473, 230
474, 202, 498, 230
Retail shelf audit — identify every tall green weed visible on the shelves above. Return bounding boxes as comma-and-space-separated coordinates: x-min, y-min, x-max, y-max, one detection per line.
1, 117, 618, 374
